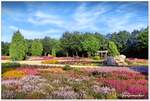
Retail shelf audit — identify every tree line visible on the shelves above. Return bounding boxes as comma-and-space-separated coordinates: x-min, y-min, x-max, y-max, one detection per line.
1, 27, 148, 60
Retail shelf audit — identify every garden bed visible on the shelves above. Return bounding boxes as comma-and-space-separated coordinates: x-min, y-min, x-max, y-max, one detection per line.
1, 64, 148, 99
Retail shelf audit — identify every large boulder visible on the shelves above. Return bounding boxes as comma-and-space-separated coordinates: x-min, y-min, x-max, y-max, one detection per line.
114, 55, 128, 66
104, 56, 116, 66
104, 55, 128, 66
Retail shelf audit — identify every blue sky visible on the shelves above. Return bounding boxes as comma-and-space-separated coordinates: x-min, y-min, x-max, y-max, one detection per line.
2, 2, 148, 42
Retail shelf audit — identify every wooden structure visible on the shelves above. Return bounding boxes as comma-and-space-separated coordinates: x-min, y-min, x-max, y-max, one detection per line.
96, 50, 108, 59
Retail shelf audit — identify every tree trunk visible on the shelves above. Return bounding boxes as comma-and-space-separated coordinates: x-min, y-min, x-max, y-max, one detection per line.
82, 54, 84, 57
88, 52, 91, 57
75, 50, 78, 56
66, 52, 68, 57
45, 52, 47, 56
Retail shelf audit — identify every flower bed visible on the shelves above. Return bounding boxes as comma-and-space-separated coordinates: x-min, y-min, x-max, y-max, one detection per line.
126, 58, 148, 66
2, 66, 148, 99
1, 56, 10, 60
41, 59, 102, 66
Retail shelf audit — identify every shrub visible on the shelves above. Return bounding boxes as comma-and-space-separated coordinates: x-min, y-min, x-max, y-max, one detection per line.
63, 65, 72, 71
38, 68, 65, 73
2, 62, 21, 68
73, 67, 81, 72
42, 60, 58, 64
2, 63, 21, 74
93, 56, 101, 60
2, 70, 25, 79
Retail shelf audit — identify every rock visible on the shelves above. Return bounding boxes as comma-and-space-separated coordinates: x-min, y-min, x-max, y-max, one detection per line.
104, 55, 128, 66
104, 56, 116, 66
114, 55, 127, 66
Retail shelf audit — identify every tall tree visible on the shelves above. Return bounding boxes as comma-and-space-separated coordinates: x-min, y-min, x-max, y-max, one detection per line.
81, 33, 100, 57
31, 39, 43, 56
1, 41, 10, 56
9, 31, 26, 60
42, 37, 52, 55
25, 39, 33, 56
107, 41, 119, 56
60, 32, 72, 57
138, 28, 148, 49
110, 31, 130, 52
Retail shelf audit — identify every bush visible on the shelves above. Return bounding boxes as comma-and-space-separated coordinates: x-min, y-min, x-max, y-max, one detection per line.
42, 60, 58, 64
73, 67, 81, 72
93, 56, 101, 60
2, 70, 25, 79
2, 62, 21, 68
63, 65, 72, 71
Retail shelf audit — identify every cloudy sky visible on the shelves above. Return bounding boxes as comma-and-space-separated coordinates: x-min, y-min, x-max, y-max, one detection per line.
2, 2, 148, 42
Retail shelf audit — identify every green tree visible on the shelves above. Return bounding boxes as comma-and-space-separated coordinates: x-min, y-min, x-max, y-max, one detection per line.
25, 39, 33, 56
110, 31, 130, 52
1, 41, 10, 56
51, 39, 60, 56
108, 41, 119, 56
60, 32, 72, 57
138, 28, 148, 49
69, 31, 83, 56
9, 31, 26, 60
42, 37, 52, 55
31, 39, 43, 56
81, 34, 100, 57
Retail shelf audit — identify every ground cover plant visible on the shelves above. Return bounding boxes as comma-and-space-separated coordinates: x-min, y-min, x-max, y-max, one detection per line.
2, 64, 148, 99
1, 1, 148, 100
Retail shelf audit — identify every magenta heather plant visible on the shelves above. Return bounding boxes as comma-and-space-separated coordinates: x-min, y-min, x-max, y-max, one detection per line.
17, 68, 39, 75
52, 86, 77, 99
127, 85, 148, 96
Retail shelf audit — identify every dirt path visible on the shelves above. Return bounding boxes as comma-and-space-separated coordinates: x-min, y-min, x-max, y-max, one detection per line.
2, 60, 148, 74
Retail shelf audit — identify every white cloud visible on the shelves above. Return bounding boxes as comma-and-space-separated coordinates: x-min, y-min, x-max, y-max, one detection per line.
27, 3, 110, 32
27, 11, 64, 27
70, 3, 109, 31
9, 25, 62, 39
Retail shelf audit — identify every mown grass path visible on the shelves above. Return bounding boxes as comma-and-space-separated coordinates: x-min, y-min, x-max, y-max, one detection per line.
2, 60, 148, 74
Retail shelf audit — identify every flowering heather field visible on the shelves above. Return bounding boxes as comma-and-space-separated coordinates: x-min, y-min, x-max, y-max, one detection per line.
2, 65, 148, 99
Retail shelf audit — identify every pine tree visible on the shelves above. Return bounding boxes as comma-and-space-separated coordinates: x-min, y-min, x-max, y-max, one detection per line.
9, 31, 26, 60
108, 41, 120, 56
31, 39, 43, 56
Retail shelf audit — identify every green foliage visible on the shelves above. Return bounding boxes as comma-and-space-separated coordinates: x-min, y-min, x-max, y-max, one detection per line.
9, 31, 26, 60
2, 62, 21, 68
63, 65, 72, 71
122, 28, 148, 58
31, 39, 43, 56
41, 37, 61, 56
108, 41, 119, 56
1, 42, 10, 56
138, 29, 148, 49
25, 39, 33, 56
5, 27, 148, 59
81, 34, 100, 57
60, 31, 83, 56
41, 37, 52, 55
51, 48, 56, 57
92, 55, 101, 60
110, 31, 130, 52
2, 62, 21, 74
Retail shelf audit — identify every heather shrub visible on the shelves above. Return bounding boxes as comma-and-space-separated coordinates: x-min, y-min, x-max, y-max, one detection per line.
63, 65, 72, 71
2, 70, 25, 79
93, 55, 101, 60
42, 60, 58, 64
2, 63, 20, 68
